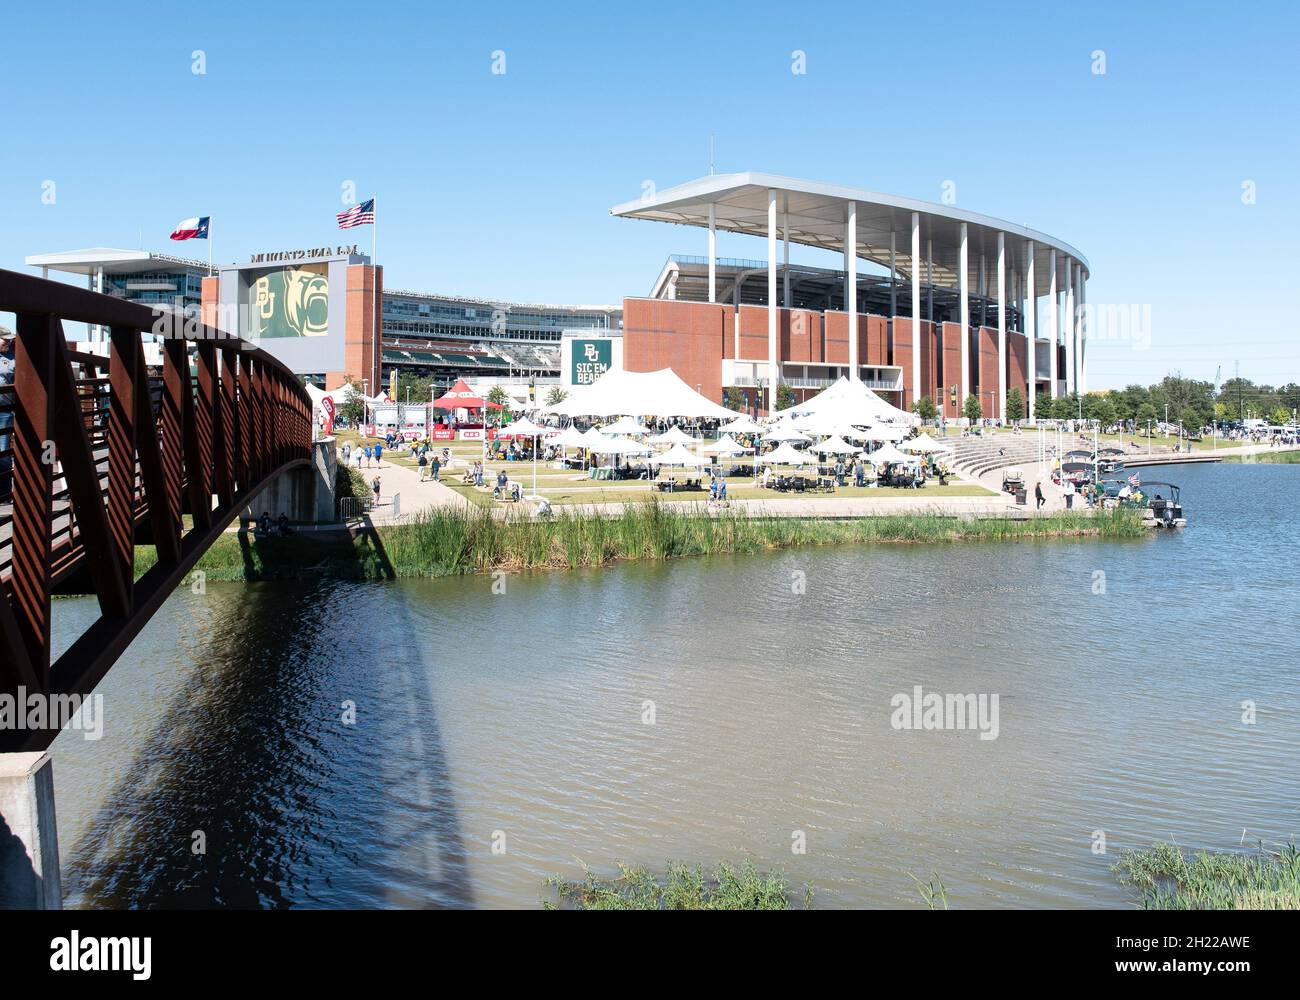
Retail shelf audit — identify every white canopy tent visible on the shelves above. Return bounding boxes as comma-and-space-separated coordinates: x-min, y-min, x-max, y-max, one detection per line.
758, 442, 818, 466
699, 434, 753, 456
814, 435, 857, 455
899, 432, 953, 454
590, 435, 652, 457
541, 367, 742, 421
498, 417, 547, 497
648, 442, 706, 467
764, 424, 813, 444
718, 414, 764, 435
555, 425, 588, 448
787, 376, 920, 429
601, 415, 649, 436
647, 426, 697, 446
863, 443, 913, 466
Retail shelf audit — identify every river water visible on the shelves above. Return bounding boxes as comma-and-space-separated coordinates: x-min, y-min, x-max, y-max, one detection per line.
47, 462, 1300, 908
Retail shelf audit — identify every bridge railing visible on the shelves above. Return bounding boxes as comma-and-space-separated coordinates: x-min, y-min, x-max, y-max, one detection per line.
0, 268, 312, 747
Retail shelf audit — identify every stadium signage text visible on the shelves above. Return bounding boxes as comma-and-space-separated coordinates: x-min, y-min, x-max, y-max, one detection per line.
249, 245, 359, 264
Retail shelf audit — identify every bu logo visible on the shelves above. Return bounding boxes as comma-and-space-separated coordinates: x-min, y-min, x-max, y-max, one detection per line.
583, 343, 599, 361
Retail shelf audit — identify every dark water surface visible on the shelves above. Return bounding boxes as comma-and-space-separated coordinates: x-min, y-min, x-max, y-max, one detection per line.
48, 462, 1300, 908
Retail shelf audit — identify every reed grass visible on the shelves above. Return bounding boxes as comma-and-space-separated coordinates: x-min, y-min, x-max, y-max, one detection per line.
545, 860, 807, 910
1113, 841, 1300, 909
130, 501, 1145, 583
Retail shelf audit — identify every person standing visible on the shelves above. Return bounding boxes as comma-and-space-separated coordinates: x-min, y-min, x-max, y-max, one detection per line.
374, 441, 383, 467
1034, 481, 1045, 509
1063, 478, 1075, 510
363, 443, 372, 468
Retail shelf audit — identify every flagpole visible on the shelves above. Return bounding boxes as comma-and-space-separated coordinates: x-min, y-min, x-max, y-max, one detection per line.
208, 217, 213, 275
374, 192, 379, 395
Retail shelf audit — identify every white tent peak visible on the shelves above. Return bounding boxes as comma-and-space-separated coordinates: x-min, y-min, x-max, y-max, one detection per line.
541, 368, 743, 420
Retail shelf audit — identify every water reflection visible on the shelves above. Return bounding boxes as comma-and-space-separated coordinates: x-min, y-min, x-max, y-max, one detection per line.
49, 462, 1300, 908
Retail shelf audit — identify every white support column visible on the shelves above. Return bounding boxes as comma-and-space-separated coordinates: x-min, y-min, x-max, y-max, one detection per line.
996, 232, 1006, 423
767, 189, 778, 412
959, 223, 970, 413
1049, 250, 1058, 398
1071, 267, 1081, 395
1064, 259, 1075, 398
911, 212, 921, 410
707, 203, 716, 304
889, 231, 897, 318
782, 195, 791, 308
1026, 242, 1036, 424
845, 200, 858, 381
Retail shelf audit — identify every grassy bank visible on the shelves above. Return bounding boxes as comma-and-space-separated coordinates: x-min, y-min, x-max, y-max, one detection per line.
1113, 842, 1300, 909
134, 503, 1146, 583
546, 861, 807, 910
1219, 449, 1300, 464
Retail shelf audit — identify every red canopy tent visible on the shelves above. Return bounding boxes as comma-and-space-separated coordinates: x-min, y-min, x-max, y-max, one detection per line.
433, 379, 503, 411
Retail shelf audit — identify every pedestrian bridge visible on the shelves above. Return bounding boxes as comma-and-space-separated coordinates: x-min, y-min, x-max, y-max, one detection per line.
0, 268, 312, 751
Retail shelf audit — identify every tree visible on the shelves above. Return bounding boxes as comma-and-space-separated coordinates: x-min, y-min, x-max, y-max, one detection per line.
1178, 406, 1203, 436
1135, 402, 1157, 433
962, 392, 983, 425
486, 385, 510, 409
1268, 404, 1291, 426
1034, 390, 1052, 419
775, 382, 795, 411
722, 386, 745, 412
339, 377, 366, 426
912, 395, 937, 422
393, 371, 433, 405
1005, 387, 1025, 424
544, 385, 569, 407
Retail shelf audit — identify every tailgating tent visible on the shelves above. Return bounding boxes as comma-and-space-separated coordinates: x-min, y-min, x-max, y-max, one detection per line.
541, 367, 742, 420
719, 414, 763, 435
765, 424, 813, 444
555, 424, 588, 448
601, 415, 649, 436
900, 432, 953, 454
758, 442, 818, 465
864, 443, 912, 465
787, 376, 919, 428
647, 425, 696, 446
814, 435, 857, 455
590, 435, 652, 456
497, 417, 546, 497
648, 442, 706, 467
433, 378, 503, 411
699, 434, 752, 455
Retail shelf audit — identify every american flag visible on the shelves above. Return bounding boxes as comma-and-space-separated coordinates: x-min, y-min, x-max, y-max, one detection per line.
1128, 472, 1141, 487
336, 199, 375, 229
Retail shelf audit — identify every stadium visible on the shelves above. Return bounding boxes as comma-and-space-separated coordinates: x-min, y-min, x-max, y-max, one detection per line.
26, 172, 1087, 423
610, 172, 1089, 421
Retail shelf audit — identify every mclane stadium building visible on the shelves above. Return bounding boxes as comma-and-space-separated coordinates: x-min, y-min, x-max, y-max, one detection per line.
26, 172, 1087, 422
610, 172, 1089, 422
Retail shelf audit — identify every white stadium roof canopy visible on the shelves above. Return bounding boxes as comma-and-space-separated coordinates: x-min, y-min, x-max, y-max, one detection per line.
610, 172, 1089, 298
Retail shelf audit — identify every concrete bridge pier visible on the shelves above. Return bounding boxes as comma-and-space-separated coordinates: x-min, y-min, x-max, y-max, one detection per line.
241, 437, 338, 524
0, 752, 61, 909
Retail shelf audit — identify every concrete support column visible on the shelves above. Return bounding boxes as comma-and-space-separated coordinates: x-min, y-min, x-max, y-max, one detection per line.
0, 752, 62, 909
1048, 250, 1058, 398
845, 200, 858, 381
707, 203, 716, 304
767, 189, 778, 411
996, 232, 1006, 423
1026, 242, 1036, 424
889, 231, 897, 319
1064, 259, 1075, 398
910, 213, 921, 410
1077, 266, 1087, 395
926, 239, 934, 324
959, 223, 970, 413
782, 195, 791, 308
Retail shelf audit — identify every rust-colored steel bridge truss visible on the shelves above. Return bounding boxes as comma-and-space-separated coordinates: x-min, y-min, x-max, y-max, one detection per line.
0, 268, 312, 751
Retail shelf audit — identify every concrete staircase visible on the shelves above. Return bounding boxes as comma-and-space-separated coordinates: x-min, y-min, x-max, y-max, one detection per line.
943, 435, 1043, 478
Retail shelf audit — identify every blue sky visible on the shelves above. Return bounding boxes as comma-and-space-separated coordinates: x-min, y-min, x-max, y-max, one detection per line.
2, 1, 1296, 388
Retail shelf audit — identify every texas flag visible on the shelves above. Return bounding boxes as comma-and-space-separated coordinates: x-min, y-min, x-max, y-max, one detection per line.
169, 216, 209, 241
